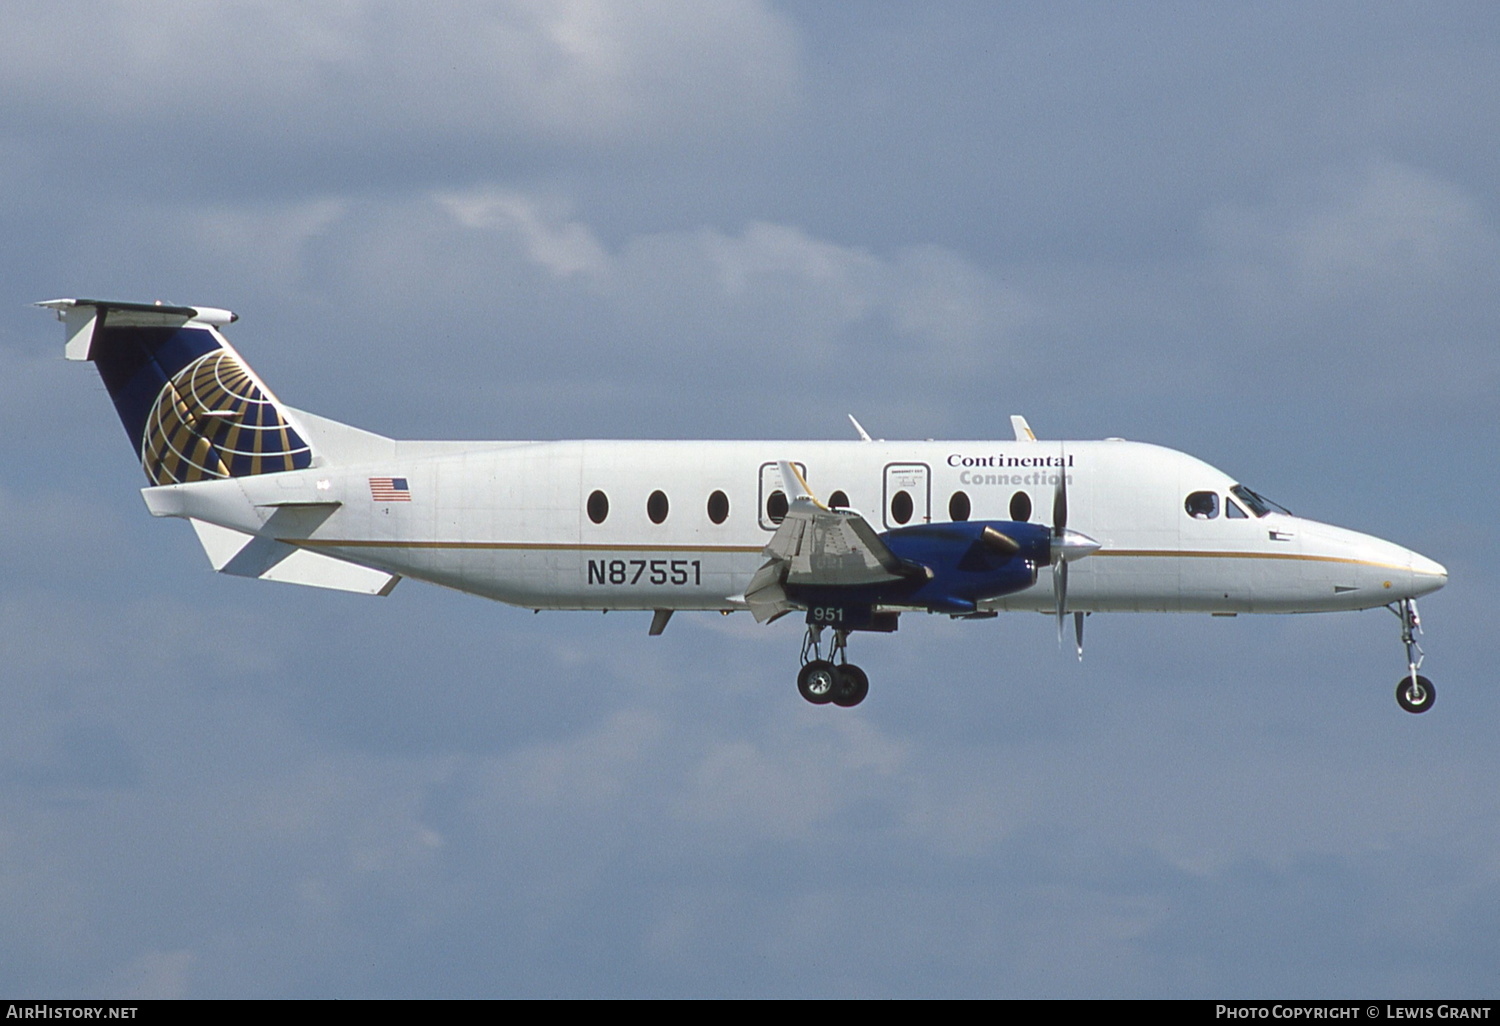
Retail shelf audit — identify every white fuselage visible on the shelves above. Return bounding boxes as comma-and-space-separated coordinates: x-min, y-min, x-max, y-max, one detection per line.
148, 437, 1447, 617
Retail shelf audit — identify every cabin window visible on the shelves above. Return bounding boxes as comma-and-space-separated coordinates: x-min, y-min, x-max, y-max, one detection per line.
587, 490, 609, 524
766, 489, 788, 524
1185, 491, 1219, 519
948, 490, 971, 522
1225, 497, 1249, 519
828, 490, 850, 509
890, 489, 914, 525
1009, 491, 1032, 522
647, 490, 669, 524
707, 490, 729, 524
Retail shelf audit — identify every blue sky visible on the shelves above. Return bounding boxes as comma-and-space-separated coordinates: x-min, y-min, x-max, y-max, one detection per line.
1, 1, 1496, 997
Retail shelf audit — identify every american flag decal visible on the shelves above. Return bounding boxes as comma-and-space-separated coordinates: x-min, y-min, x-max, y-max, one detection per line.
369, 477, 412, 502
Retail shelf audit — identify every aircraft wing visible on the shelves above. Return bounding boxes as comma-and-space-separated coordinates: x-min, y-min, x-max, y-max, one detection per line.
767, 499, 910, 586
741, 462, 921, 622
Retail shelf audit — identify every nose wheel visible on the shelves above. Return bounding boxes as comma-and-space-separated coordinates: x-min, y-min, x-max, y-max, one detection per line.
1390, 598, 1436, 714
798, 626, 869, 707
1396, 674, 1435, 714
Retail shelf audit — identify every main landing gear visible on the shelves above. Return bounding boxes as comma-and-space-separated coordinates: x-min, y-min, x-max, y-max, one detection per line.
797, 625, 869, 708
1391, 597, 1435, 714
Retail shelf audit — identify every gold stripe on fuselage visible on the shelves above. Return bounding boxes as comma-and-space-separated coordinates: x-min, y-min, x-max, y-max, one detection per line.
286, 539, 765, 554
284, 540, 1439, 577
1093, 549, 1418, 573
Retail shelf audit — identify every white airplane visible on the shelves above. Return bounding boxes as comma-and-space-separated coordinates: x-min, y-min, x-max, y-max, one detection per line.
41, 298, 1449, 712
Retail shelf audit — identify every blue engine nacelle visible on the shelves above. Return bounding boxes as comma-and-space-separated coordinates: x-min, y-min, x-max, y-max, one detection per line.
786, 520, 1051, 619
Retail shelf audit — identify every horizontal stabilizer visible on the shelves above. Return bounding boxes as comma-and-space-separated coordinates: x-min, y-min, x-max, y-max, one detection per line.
38, 298, 235, 362
261, 549, 401, 595
189, 519, 399, 596
41, 297, 313, 485
191, 518, 262, 571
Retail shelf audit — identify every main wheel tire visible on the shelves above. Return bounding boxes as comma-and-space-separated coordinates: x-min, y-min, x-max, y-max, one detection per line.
831, 664, 870, 708
797, 660, 838, 705
1397, 674, 1435, 714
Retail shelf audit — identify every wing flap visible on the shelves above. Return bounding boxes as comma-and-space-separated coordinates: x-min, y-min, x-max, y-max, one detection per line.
741, 557, 793, 623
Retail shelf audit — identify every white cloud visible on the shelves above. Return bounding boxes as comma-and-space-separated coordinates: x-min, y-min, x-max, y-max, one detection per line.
1194, 160, 1500, 405
437, 188, 607, 279
420, 197, 1036, 362
0, 0, 801, 147
51, 186, 1039, 439
698, 221, 881, 308
1203, 159, 1498, 298
673, 717, 911, 837
100, 949, 194, 1001
184, 200, 350, 292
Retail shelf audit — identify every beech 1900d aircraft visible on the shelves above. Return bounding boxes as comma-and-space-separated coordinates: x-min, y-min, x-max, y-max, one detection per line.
42, 298, 1449, 712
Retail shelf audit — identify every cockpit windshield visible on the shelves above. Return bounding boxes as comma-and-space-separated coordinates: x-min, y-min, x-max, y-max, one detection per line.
1230, 484, 1292, 518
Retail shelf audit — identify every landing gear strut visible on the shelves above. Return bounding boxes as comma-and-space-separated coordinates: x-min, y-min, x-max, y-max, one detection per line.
798, 625, 869, 708
1390, 597, 1435, 714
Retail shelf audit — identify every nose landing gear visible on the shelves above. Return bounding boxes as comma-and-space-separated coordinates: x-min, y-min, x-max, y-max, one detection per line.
1391, 598, 1435, 714
1397, 674, 1435, 715
798, 625, 869, 708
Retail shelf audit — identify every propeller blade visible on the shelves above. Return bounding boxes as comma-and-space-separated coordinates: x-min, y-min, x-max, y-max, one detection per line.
1053, 449, 1069, 647
1052, 456, 1068, 537
1054, 559, 1068, 645
1051, 447, 1090, 655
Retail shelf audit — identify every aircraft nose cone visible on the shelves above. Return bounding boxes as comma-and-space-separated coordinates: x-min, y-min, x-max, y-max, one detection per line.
1410, 551, 1448, 595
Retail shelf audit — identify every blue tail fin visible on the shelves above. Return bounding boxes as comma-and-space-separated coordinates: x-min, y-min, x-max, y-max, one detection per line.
40, 299, 313, 485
